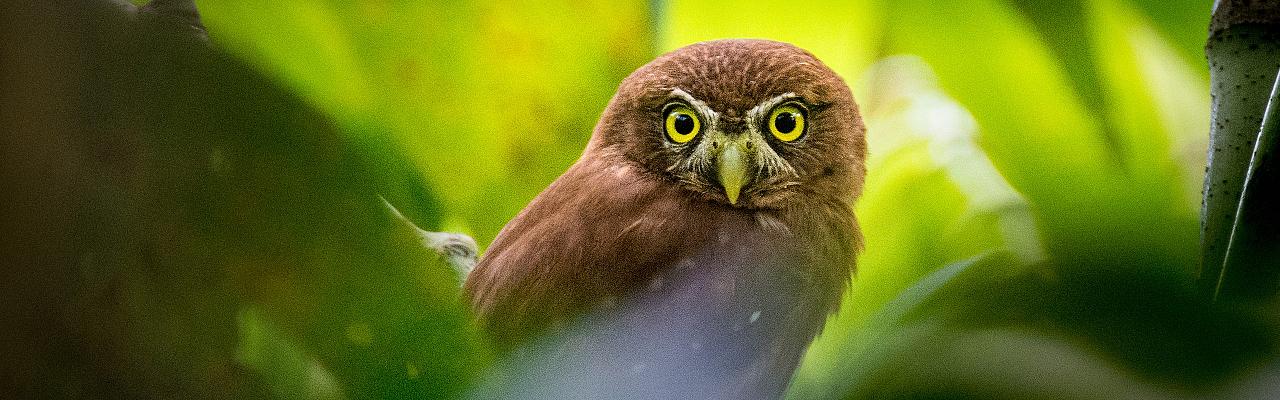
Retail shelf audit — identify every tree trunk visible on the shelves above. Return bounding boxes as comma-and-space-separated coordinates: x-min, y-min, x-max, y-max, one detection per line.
1201, 0, 1280, 301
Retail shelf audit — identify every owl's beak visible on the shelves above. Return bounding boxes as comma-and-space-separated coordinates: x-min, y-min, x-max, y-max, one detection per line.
716, 140, 749, 205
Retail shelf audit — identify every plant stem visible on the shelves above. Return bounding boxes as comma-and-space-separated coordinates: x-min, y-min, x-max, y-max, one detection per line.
1216, 71, 1280, 301
1200, 0, 1280, 301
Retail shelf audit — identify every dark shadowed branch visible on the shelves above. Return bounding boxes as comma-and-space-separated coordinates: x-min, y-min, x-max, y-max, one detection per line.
1200, 0, 1280, 302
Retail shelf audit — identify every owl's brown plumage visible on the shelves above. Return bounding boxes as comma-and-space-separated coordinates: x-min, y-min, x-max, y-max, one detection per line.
465, 39, 865, 398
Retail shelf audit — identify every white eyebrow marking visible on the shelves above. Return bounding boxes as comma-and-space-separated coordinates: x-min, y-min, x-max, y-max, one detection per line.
746, 92, 802, 180
670, 88, 720, 128
747, 92, 799, 122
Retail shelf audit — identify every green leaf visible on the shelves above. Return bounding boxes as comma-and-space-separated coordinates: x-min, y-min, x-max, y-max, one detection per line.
0, 3, 487, 396
1127, 0, 1212, 68
794, 252, 1274, 399
236, 307, 345, 400
789, 253, 1026, 399
198, 0, 656, 247
1084, 0, 1205, 262
882, 0, 1198, 268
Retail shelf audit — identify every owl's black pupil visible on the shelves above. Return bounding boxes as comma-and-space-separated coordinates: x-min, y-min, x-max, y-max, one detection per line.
775, 112, 797, 133
673, 114, 695, 135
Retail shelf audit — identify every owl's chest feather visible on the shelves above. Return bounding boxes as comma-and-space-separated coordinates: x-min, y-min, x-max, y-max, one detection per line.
485, 207, 847, 399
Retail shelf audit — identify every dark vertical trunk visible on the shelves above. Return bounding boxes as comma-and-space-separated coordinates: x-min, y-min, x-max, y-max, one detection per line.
1201, 0, 1280, 301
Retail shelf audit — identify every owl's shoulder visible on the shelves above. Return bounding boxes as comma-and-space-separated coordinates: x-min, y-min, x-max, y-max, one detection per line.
463, 155, 706, 348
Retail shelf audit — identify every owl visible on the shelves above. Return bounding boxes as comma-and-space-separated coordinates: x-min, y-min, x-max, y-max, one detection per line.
464, 39, 866, 398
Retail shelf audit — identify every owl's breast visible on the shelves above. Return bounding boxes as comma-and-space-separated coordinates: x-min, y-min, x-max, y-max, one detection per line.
484, 208, 840, 399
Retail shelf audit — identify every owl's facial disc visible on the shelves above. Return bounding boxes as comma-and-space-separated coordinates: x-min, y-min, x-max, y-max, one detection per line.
664, 89, 801, 207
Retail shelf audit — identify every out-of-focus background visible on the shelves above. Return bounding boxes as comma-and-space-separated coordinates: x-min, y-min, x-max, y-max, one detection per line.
4, 0, 1277, 399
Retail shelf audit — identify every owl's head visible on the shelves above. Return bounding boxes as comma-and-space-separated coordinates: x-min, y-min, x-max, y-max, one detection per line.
588, 39, 866, 210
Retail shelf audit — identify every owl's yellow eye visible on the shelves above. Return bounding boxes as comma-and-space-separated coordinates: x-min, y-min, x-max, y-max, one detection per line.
768, 104, 806, 142
665, 106, 701, 144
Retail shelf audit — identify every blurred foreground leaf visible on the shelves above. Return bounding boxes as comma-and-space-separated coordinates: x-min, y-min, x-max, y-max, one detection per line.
237, 307, 345, 400
0, 1, 485, 398
793, 251, 1275, 399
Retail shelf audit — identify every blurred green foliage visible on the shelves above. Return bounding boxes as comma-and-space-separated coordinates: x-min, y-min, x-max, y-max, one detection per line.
5, 0, 1277, 398
195, 0, 1265, 397
3, 1, 483, 398
193, 0, 1268, 397
199, 0, 655, 247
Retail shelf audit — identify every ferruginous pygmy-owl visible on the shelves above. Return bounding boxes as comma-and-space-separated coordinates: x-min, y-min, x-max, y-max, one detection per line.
464, 39, 866, 399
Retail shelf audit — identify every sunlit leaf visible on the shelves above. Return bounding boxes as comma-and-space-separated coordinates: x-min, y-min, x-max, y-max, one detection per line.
658, 0, 883, 91
1127, 0, 1212, 68
882, 0, 1197, 268
199, 0, 654, 247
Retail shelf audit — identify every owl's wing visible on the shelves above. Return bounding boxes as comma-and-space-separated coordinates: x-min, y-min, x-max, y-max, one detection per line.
464, 158, 717, 350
